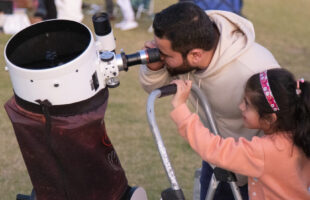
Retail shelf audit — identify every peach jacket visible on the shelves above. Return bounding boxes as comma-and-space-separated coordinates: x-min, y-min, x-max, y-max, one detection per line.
171, 104, 310, 200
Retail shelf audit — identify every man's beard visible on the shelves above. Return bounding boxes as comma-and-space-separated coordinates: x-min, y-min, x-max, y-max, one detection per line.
166, 58, 199, 76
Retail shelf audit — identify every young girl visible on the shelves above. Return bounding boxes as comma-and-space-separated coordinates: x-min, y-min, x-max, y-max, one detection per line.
170, 68, 310, 199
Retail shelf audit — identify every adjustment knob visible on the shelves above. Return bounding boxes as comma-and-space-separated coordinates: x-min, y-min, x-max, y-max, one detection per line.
100, 51, 114, 62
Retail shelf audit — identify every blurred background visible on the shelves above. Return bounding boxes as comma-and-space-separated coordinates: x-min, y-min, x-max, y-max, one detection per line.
0, 0, 309, 199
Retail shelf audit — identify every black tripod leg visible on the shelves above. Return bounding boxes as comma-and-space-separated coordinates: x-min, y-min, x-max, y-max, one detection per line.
205, 168, 243, 200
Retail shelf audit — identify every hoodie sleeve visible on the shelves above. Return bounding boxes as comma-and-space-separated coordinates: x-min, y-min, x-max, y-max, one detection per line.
170, 104, 265, 178
139, 64, 172, 93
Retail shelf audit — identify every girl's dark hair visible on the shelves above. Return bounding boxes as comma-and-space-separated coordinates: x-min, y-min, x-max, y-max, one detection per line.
245, 68, 310, 158
153, 2, 218, 57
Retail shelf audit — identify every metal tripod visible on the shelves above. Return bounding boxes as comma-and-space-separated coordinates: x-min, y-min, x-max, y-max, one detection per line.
147, 84, 243, 200
188, 85, 243, 200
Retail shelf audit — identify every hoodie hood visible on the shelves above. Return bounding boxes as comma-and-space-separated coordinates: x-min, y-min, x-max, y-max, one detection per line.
196, 10, 256, 78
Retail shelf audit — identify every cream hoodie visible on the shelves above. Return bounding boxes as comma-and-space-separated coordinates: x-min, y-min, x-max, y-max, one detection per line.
139, 10, 280, 185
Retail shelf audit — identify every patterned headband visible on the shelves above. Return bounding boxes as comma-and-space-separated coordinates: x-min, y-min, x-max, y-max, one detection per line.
260, 70, 280, 112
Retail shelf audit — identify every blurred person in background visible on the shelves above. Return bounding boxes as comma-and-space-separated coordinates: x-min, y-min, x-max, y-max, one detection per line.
180, 0, 243, 15
105, 0, 114, 19
13, 0, 36, 8
139, 2, 280, 200
32, 0, 57, 23
82, 0, 115, 19
0, 0, 36, 34
54, 0, 83, 22
32, 0, 83, 23
115, 0, 138, 31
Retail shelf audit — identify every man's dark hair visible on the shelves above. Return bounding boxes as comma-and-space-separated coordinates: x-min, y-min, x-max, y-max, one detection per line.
153, 2, 218, 57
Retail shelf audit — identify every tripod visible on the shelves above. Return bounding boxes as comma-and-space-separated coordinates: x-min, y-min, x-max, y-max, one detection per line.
189, 84, 243, 200
147, 84, 243, 200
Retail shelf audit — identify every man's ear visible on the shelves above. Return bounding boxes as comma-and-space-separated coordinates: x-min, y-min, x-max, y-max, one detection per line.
187, 49, 203, 65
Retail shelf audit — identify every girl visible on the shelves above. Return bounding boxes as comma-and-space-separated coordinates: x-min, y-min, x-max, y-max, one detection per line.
170, 68, 310, 199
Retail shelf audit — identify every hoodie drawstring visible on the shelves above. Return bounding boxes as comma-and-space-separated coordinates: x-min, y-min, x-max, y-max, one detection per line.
187, 72, 201, 114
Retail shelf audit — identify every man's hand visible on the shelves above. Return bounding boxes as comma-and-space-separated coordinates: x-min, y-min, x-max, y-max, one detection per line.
144, 40, 164, 71
171, 80, 192, 108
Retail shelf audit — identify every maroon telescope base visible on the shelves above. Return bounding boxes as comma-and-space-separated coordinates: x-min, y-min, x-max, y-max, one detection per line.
4, 88, 128, 200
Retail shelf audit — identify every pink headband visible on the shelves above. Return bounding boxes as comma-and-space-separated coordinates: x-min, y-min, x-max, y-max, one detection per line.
260, 70, 280, 112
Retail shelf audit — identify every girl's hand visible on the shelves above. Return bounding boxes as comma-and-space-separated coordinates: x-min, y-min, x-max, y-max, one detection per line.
171, 80, 192, 108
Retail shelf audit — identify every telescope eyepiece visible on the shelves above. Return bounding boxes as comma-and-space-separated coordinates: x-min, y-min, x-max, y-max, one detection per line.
146, 48, 161, 63
116, 48, 161, 71
92, 12, 112, 36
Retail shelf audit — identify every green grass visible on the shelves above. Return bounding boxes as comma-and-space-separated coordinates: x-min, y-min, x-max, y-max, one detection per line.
0, 0, 310, 199
243, 0, 310, 78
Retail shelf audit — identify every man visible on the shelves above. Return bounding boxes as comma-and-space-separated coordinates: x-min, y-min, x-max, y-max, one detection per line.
139, 2, 280, 200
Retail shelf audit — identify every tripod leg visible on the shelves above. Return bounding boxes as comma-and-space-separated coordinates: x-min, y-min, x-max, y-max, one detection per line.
205, 173, 219, 200
229, 182, 243, 200
193, 168, 201, 200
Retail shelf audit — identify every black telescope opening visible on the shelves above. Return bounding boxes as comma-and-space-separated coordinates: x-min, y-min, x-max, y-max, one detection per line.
6, 20, 91, 70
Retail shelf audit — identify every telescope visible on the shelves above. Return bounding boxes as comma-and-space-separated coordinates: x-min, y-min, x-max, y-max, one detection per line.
3, 13, 156, 200
4, 12, 160, 106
